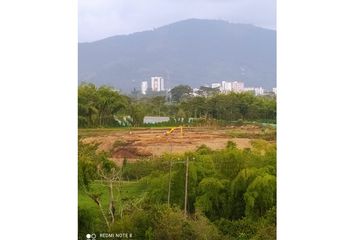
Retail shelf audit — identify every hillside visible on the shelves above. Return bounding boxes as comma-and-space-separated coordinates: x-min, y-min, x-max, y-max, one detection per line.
78, 19, 276, 92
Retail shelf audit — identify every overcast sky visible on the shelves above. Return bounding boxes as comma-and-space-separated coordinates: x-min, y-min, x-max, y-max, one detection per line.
79, 0, 276, 42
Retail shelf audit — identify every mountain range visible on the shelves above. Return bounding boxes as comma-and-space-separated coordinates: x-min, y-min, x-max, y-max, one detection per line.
78, 19, 276, 92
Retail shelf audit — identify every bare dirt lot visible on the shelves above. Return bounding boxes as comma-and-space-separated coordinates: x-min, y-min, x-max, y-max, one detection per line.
80, 125, 274, 164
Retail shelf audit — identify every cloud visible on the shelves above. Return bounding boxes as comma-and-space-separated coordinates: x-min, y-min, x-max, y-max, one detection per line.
78, 0, 276, 42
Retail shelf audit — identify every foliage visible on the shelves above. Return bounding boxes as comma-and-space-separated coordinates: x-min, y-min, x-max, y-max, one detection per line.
78, 141, 104, 189
170, 85, 193, 102
244, 174, 276, 219
79, 83, 276, 128
228, 130, 276, 141
196, 144, 213, 155
226, 140, 237, 150
78, 83, 128, 127
212, 150, 246, 180
195, 178, 229, 220
215, 217, 258, 240
153, 206, 195, 240
78, 131, 276, 239
78, 207, 96, 240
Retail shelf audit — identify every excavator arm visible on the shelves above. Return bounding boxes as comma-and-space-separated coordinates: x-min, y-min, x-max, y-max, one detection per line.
165, 126, 183, 136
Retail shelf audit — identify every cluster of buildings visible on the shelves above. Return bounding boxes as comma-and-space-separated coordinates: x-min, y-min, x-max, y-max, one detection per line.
141, 77, 165, 94
210, 80, 276, 96
140, 77, 276, 97
211, 81, 245, 93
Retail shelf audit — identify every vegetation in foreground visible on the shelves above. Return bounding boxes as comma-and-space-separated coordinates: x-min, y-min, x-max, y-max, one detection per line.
79, 139, 276, 240
78, 83, 276, 239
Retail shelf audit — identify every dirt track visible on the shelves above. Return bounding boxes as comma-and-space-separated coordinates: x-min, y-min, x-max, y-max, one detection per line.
81, 126, 261, 164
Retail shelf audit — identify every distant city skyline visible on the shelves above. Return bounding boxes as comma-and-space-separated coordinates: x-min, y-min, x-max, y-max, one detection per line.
79, 0, 276, 42
139, 77, 275, 96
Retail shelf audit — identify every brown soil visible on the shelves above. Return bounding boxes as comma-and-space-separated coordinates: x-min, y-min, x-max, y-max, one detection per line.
81, 126, 264, 164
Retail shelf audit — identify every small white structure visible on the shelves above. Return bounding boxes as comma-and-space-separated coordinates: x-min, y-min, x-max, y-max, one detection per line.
244, 87, 255, 92
192, 88, 200, 96
254, 87, 264, 96
143, 116, 170, 124
272, 87, 277, 95
211, 83, 221, 89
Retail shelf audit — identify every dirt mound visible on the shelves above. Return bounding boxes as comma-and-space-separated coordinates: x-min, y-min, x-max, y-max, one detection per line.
111, 147, 152, 159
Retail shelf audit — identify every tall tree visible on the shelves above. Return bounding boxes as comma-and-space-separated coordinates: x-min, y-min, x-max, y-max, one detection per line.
170, 85, 193, 102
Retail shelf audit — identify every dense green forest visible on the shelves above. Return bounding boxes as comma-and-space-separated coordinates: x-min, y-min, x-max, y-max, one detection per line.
78, 83, 276, 128
78, 139, 276, 240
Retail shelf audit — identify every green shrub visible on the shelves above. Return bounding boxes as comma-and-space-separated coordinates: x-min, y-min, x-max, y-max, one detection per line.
78, 207, 96, 240
196, 144, 213, 155
226, 140, 237, 149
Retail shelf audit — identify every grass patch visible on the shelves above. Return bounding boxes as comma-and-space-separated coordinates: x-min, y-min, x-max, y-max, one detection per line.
79, 180, 148, 210
228, 130, 276, 141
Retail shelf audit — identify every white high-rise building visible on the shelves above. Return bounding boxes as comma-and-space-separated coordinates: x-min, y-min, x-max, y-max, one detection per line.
232, 81, 245, 93
141, 81, 148, 95
151, 77, 165, 92
272, 88, 277, 95
221, 81, 232, 93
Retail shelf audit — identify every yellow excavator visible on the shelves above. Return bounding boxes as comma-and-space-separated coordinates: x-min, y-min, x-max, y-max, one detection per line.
165, 126, 183, 136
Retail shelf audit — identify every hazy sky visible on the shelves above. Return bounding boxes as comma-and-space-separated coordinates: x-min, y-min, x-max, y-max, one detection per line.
79, 0, 276, 42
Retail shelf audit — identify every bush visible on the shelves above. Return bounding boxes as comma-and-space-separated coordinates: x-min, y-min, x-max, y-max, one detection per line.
226, 140, 237, 149
214, 218, 258, 240
250, 225, 276, 240
153, 207, 195, 240
78, 207, 96, 240
196, 144, 213, 155
152, 207, 224, 240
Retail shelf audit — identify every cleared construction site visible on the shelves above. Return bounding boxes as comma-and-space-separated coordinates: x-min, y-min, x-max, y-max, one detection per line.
80, 124, 275, 164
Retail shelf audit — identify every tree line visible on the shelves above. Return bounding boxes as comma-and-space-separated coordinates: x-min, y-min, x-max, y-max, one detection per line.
78, 83, 276, 128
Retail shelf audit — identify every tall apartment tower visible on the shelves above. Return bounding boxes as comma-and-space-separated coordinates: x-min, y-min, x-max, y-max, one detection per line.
232, 81, 245, 93
221, 81, 232, 93
141, 81, 148, 95
151, 77, 165, 92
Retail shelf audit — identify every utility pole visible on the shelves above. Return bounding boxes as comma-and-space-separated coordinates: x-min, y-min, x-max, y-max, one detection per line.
166, 127, 184, 207
167, 139, 173, 206
184, 156, 189, 217
167, 157, 172, 206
